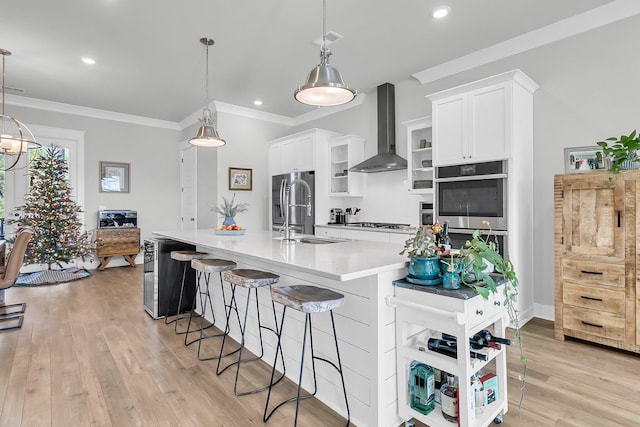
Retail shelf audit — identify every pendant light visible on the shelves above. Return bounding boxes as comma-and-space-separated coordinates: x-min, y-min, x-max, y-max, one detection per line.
294, 0, 356, 107
1, 49, 41, 170
189, 38, 225, 147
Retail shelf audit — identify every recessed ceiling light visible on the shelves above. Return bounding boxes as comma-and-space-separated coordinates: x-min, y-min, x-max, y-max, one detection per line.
253, 100, 263, 106
82, 57, 96, 65
432, 6, 450, 19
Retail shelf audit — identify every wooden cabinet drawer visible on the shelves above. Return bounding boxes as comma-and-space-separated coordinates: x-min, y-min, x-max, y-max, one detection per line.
563, 305, 625, 341
562, 282, 625, 314
561, 258, 625, 288
96, 228, 140, 256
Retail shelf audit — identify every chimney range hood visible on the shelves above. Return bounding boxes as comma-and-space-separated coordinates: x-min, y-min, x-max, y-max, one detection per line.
349, 83, 407, 173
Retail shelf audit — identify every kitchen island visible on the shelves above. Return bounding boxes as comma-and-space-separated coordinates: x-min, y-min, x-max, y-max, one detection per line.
153, 228, 409, 427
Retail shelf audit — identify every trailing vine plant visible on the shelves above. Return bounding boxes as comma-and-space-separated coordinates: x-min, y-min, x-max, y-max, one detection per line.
461, 221, 527, 412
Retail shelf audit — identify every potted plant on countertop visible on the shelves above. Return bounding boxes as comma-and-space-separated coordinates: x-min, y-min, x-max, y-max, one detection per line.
399, 225, 441, 283
460, 221, 526, 412
597, 129, 640, 174
211, 194, 249, 231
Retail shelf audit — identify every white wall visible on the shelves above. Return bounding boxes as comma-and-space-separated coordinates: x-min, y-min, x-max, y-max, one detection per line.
7, 105, 182, 246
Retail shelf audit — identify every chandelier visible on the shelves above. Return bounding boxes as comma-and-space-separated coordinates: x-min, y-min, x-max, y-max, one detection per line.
1, 49, 41, 170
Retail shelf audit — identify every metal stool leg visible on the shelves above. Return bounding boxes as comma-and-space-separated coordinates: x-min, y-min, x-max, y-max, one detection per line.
164, 261, 185, 325
216, 284, 244, 375
264, 309, 350, 426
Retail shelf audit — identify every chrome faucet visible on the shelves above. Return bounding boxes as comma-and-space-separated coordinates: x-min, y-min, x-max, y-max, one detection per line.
280, 178, 312, 241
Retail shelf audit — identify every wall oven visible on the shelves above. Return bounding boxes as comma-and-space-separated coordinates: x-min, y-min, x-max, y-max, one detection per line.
435, 161, 507, 231
447, 228, 507, 258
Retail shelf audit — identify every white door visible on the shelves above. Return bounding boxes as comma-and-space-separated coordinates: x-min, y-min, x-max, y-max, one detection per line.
181, 146, 197, 232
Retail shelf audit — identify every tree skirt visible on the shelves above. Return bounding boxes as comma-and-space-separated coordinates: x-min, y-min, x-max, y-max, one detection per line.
16, 267, 91, 286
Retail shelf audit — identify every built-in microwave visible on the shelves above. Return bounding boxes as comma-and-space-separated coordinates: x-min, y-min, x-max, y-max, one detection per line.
435, 161, 507, 231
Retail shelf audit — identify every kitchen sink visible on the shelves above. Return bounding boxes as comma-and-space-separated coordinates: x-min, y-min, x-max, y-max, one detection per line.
297, 237, 345, 244
274, 236, 346, 244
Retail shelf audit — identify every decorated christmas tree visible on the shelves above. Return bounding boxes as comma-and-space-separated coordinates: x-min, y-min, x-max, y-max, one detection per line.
9, 145, 93, 269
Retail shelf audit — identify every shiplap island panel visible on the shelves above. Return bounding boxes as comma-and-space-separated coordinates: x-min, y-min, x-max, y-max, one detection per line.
153, 228, 408, 426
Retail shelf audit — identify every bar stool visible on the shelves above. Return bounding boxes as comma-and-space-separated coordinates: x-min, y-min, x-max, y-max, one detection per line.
264, 285, 350, 427
184, 258, 237, 361
164, 250, 210, 334
218, 269, 285, 397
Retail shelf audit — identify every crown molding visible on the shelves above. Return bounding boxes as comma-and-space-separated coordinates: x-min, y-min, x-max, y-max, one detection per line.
413, 0, 640, 85
4, 94, 181, 130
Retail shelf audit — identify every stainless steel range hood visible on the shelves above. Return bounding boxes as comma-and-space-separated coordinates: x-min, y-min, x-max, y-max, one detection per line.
349, 83, 407, 173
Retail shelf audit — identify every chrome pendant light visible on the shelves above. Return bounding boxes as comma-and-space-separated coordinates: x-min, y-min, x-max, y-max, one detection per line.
189, 38, 225, 147
1, 49, 41, 170
294, 0, 356, 107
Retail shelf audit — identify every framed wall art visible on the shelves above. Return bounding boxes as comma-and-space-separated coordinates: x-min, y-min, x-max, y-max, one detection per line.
563, 146, 605, 174
100, 161, 130, 193
228, 167, 252, 191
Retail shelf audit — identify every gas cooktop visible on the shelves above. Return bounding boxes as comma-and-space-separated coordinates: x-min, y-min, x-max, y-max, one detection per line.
347, 222, 411, 230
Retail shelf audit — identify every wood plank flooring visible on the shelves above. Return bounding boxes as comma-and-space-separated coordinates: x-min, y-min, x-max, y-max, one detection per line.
1, 265, 639, 426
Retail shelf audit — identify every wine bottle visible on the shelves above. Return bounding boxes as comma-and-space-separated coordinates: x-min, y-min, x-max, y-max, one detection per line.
473, 329, 511, 346
441, 220, 452, 251
427, 338, 488, 361
442, 332, 504, 350
440, 373, 458, 423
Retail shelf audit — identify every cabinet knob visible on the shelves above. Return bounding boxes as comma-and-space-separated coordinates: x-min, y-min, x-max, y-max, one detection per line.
476, 309, 483, 315
494, 301, 501, 306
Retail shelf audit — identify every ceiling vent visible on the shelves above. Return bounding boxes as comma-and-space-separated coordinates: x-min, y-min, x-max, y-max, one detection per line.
313, 31, 343, 47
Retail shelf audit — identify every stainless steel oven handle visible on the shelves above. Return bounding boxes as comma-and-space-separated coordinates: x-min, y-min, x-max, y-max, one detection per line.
449, 227, 508, 236
434, 173, 508, 183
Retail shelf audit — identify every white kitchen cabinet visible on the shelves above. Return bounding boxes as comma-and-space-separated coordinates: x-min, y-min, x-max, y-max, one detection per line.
328, 134, 366, 197
428, 70, 538, 167
390, 282, 508, 427
402, 117, 434, 195
341, 228, 391, 243
269, 129, 340, 176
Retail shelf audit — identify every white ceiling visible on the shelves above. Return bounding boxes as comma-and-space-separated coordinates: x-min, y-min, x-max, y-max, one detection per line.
0, 0, 623, 123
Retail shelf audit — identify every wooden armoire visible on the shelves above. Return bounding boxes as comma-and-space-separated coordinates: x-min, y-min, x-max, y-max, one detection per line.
554, 171, 639, 353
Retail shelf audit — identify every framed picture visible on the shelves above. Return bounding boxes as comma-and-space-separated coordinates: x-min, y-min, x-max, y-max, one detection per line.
100, 161, 130, 193
228, 167, 252, 191
564, 146, 605, 174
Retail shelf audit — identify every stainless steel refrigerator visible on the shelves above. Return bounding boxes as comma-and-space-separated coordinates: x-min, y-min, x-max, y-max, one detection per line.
271, 171, 315, 235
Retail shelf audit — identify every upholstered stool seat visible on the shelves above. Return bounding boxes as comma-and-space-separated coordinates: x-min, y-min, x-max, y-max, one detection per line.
217, 268, 285, 397
184, 258, 237, 361
264, 285, 350, 426
164, 251, 210, 333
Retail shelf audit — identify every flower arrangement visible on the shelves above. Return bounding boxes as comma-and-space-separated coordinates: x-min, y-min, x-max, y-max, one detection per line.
211, 194, 249, 219
399, 225, 438, 258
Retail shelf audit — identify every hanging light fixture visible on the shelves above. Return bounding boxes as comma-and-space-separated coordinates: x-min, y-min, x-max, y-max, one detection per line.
189, 38, 225, 147
1, 49, 41, 170
294, 0, 356, 107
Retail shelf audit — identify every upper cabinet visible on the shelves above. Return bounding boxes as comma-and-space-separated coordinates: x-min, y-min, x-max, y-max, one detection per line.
402, 117, 433, 195
269, 129, 340, 176
328, 134, 366, 197
427, 70, 539, 167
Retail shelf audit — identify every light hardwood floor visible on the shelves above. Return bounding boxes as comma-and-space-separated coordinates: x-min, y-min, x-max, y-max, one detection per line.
1, 265, 639, 426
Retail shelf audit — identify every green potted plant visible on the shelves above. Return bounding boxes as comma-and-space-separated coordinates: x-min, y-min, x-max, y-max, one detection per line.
597, 129, 640, 174
460, 222, 526, 411
399, 225, 440, 281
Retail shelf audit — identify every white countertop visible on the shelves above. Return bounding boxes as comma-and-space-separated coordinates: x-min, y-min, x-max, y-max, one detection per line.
152, 229, 408, 282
